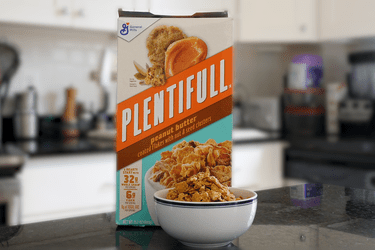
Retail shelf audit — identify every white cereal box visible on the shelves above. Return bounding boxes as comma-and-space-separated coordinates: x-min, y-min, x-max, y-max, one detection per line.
116, 11, 233, 226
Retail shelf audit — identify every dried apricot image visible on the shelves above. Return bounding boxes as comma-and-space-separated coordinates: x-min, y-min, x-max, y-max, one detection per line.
165, 37, 208, 78
140, 26, 208, 87
146, 26, 186, 67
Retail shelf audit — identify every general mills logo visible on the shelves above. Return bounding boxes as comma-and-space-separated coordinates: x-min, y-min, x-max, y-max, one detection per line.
120, 23, 129, 35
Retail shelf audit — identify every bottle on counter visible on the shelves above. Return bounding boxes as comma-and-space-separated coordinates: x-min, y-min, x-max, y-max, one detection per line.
61, 87, 79, 138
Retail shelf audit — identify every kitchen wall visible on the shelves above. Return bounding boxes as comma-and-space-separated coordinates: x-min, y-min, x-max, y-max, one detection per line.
235, 42, 351, 98
321, 43, 350, 84
233, 41, 352, 129
234, 43, 286, 98
1, 22, 354, 119
0, 23, 117, 117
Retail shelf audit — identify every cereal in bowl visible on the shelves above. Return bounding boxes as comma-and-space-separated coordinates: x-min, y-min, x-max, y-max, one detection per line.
149, 139, 232, 188
166, 168, 239, 202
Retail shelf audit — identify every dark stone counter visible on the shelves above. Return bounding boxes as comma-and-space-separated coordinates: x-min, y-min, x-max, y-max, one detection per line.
1, 183, 375, 249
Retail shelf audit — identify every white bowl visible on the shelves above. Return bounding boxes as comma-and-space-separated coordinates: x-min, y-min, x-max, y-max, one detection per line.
145, 167, 166, 225
154, 188, 257, 248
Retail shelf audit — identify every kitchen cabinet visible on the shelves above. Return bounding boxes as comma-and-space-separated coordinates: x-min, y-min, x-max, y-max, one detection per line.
237, 0, 318, 42
18, 152, 116, 224
0, 0, 71, 27
232, 129, 288, 191
320, 0, 375, 40
71, 0, 126, 31
232, 141, 287, 191
0, 0, 127, 32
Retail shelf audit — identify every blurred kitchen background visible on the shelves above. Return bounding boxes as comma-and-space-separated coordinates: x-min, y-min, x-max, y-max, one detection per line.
2, 0, 375, 226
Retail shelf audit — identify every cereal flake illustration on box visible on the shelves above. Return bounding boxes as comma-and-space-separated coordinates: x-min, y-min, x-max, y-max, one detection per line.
133, 25, 208, 87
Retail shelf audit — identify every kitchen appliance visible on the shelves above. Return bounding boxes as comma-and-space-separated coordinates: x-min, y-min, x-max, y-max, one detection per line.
339, 99, 373, 123
14, 86, 39, 140
0, 178, 21, 226
326, 82, 347, 136
245, 97, 281, 132
283, 54, 325, 137
0, 43, 19, 149
333, 52, 375, 137
77, 103, 94, 136
285, 137, 375, 190
39, 116, 63, 139
284, 54, 375, 191
287, 54, 323, 90
338, 99, 375, 137
283, 87, 325, 136
87, 47, 116, 140
0, 149, 25, 177
349, 51, 375, 99
0, 43, 19, 106
95, 47, 116, 117
0, 43, 26, 177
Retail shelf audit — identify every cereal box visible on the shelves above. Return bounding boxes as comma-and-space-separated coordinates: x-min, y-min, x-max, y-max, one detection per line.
116, 10, 233, 226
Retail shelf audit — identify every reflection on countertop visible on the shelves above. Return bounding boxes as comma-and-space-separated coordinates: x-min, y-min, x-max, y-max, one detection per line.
285, 135, 375, 190
1, 183, 375, 249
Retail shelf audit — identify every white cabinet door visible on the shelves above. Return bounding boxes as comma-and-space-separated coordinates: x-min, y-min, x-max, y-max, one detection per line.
237, 0, 317, 42
19, 152, 116, 224
232, 141, 286, 191
0, 0, 72, 27
71, 0, 130, 31
320, 0, 375, 40
0, 0, 130, 31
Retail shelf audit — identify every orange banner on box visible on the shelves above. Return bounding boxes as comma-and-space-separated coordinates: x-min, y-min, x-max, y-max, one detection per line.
116, 46, 233, 152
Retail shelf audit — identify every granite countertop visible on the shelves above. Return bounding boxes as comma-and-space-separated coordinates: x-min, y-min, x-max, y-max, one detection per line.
2, 128, 279, 157
1, 183, 375, 249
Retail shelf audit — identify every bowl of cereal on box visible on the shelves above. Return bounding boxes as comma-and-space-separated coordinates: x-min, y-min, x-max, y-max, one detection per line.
146, 139, 234, 225
154, 168, 257, 248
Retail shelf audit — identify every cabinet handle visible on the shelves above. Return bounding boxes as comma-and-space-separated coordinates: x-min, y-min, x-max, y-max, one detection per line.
74, 9, 85, 18
58, 7, 70, 16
